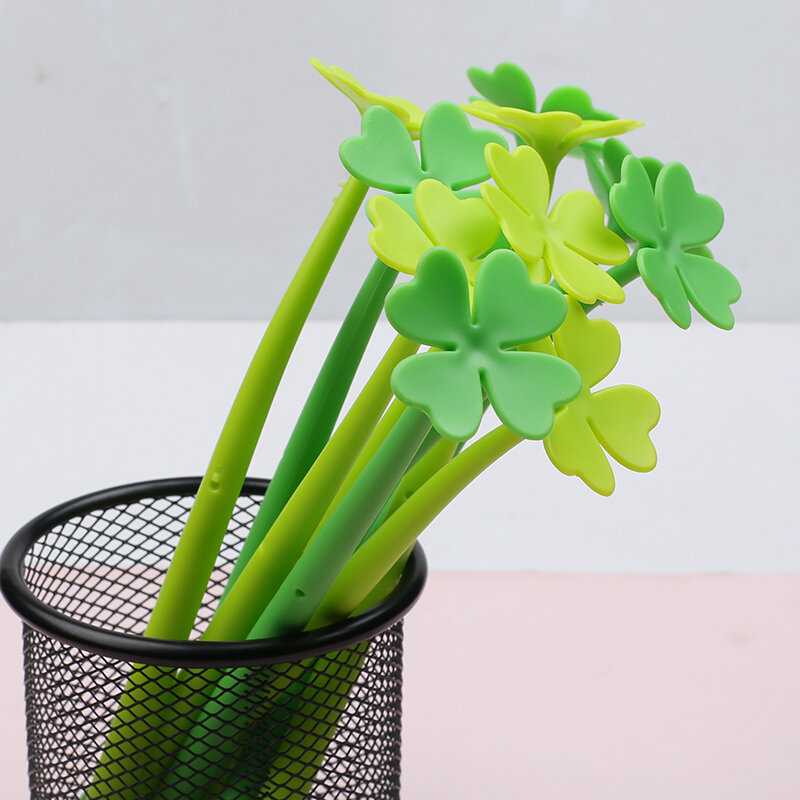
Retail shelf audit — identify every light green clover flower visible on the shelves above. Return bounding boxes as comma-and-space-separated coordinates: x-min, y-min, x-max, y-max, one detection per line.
480, 143, 630, 304
544, 298, 661, 496
385, 247, 582, 441
367, 179, 499, 284
609, 156, 741, 329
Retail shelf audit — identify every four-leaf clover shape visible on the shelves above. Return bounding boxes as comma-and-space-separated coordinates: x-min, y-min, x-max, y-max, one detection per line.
339, 101, 507, 217
385, 247, 582, 441
481, 143, 630, 304
544, 298, 661, 496
609, 156, 742, 329
311, 58, 425, 139
368, 179, 499, 285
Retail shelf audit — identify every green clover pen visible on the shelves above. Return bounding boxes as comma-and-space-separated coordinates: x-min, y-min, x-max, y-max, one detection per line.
221, 258, 397, 600
348, 435, 463, 605
145, 175, 368, 642
316, 397, 406, 530
250, 405, 432, 638
379, 435, 458, 524
199, 334, 417, 644
313, 424, 522, 626
315, 399, 441, 542
159, 406, 431, 796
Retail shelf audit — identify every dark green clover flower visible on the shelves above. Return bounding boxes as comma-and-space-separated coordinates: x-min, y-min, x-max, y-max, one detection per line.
610, 156, 741, 329
385, 247, 582, 441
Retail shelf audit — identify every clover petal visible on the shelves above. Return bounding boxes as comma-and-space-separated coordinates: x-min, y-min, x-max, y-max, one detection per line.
384, 247, 471, 348
549, 190, 629, 270
543, 298, 660, 495
550, 297, 621, 389
484, 350, 582, 439
419, 103, 507, 191
467, 62, 536, 112
414, 180, 499, 282
637, 247, 693, 329
545, 235, 623, 307
609, 156, 663, 244
367, 195, 433, 275
560, 117, 643, 151
483, 143, 549, 219
481, 144, 549, 266
601, 139, 664, 188
311, 58, 424, 138
368, 181, 499, 284
472, 245, 567, 345
545, 407, 616, 495
601, 139, 634, 185
386, 248, 580, 441
540, 86, 616, 121
392, 351, 484, 441
676, 251, 742, 330
481, 183, 546, 265
340, 106, 425, 193
589, 386, 660, 473
656, 163, 724, 247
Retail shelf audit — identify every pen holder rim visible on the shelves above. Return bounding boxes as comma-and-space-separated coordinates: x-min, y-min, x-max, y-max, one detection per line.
0, 475, 427, 668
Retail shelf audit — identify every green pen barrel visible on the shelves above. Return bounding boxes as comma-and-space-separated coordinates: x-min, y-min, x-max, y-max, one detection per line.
0, 477, 426, 800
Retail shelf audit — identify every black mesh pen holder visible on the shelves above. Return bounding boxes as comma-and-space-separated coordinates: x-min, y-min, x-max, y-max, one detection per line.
0, 477, 427, 800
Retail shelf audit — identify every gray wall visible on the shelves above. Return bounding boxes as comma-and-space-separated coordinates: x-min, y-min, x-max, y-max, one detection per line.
0, 0, 795, 320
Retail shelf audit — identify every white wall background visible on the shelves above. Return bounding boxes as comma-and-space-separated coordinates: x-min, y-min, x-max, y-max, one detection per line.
0, 0, 796, 320
0, 320, 796, 571
0, 2, 796, 572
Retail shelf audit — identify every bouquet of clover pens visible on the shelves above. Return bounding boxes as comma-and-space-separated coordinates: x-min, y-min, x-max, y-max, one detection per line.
86, 59, 741, 799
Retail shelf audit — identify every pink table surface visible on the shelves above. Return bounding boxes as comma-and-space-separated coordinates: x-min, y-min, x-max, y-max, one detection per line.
2, 572, 799, 799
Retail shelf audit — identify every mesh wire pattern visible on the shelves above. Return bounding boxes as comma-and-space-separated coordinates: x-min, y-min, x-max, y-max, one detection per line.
4, 478, 422, 800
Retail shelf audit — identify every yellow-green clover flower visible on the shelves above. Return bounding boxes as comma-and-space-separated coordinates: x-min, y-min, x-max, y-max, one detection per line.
480, 143, 630, 304
385, 247, 582, 441
609, 155, 741, 329
311, 58, 425, 139
462, 98, 641, 184
368, 179, 499, 285
544, 298, 660, 496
